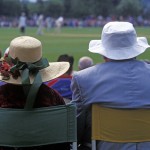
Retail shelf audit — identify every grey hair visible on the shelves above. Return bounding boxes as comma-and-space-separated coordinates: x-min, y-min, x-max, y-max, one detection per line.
78, 56, 94, 70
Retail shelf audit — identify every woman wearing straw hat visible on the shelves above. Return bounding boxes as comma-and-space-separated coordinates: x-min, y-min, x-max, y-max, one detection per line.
71, 21, 150, 150
0, 36, 70, 150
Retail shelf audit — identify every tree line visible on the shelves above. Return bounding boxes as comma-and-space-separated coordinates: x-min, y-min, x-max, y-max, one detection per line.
0, 0, 149, 19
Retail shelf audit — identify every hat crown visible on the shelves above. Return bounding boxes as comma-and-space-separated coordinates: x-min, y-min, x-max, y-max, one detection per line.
9, 36, 42, 63
0, 36, 70, 84
101, 22, 137, 50
88, 21, 150, 60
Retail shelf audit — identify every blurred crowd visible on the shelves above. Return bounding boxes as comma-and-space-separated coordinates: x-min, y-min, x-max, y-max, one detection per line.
0, 14, 150, 28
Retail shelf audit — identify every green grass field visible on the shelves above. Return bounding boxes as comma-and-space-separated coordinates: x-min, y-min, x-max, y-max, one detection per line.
0, 26, 150, 70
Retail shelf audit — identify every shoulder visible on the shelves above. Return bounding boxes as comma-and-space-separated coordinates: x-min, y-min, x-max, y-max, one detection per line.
73, 63, 103, 77
72, 65, 97, 84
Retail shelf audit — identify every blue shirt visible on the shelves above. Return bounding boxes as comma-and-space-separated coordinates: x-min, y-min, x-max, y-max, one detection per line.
71, 59, 150, 150
46, 75, 72, 100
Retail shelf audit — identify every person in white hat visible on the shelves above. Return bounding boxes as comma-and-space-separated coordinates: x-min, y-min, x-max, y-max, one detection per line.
0, 36, 70, 150
71, 21, 150, 150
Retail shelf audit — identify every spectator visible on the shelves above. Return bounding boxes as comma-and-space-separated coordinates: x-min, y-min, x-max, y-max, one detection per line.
0, 36, 70, 150
71, 21, 150, 150
47, 54, 74, 102
78, 56, 94, 70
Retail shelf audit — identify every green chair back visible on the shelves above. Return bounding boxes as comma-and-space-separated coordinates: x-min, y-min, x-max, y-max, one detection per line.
0, 104, 77, 148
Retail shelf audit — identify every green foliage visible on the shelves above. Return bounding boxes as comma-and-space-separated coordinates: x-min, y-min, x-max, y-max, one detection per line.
0, 0, 21, 16
116, 0, 142, 17
28, 0, 64, 17
70, 0, 89, 17
94, 0, 114, 17
45, 2, 64, 17
0, 0, 147, 19
70, 0, 114, 18
142, 0, 150, 18
63, 0, 72, 17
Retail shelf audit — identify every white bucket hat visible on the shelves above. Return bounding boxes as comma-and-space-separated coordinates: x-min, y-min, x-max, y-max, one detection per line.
0, 36, 69, 84
89, 21, 150, 60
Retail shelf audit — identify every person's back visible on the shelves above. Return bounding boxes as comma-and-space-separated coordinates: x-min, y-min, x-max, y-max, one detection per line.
47, 54, 74, 101
71, 21, 150, 150
73, 59, 150, 108
0, 36, 70, 150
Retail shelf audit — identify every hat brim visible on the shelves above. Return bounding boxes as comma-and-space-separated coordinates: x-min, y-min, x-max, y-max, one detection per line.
0, 62, 69, 84
89, 37, 150, 60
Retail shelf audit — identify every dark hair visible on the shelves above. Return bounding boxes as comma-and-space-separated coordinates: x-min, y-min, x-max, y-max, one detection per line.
57, 54, 74, 75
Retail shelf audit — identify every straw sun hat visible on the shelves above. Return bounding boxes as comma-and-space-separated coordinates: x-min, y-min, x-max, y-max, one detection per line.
0, 36, 69, 85
89, 21, 150, 60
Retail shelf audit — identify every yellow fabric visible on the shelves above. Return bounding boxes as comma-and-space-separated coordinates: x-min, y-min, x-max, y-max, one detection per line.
92, 104, 150, 142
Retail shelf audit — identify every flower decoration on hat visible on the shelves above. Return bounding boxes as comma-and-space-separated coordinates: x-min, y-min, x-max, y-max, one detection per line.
0, 53, 20, 80
0, 52, 49, 110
